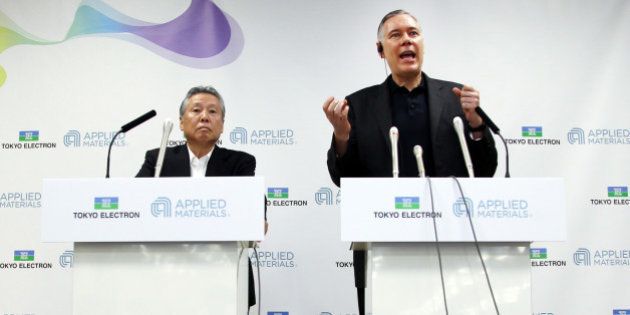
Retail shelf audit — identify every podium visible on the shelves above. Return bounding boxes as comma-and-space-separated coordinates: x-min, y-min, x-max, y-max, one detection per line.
42, 177, 265, 315
341, 178, 565, 315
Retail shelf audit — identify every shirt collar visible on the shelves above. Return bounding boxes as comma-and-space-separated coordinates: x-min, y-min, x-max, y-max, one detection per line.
387, 72, 427, 94
186, 144, 213, 166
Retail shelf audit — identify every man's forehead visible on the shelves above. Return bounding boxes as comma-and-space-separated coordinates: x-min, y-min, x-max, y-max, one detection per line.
384, 14, 420, 31
190, 93, 220, 104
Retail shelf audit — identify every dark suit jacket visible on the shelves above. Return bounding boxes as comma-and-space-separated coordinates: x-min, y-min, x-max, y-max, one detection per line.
327, 74, 498, 289
137, 144, 256, 178
327, 74, 497, 186
136, 144, 258, 307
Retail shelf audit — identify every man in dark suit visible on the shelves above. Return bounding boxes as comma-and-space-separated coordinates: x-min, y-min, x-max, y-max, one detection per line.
322, 10, 498, 315
137, 85, 263, 310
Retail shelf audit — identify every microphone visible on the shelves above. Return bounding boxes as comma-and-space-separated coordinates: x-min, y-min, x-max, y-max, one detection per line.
121, 110, 157, 133
475, 107, 500, 134
413, 145, 425, 178
389, 126, 399, 178
154, 119, 174, 177
453, 117, 475, 178
106, 109, 157, 178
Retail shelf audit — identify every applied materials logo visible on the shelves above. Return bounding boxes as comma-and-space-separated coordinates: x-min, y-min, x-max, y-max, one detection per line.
573, 247, 630, 267
506, 125, 560, 146
0, 191, 41, 209
267, 187, 307, 207
453, 197, 474, 217
229, 127, 295, 145
567, 127, 630, 145
1, 130, 57, 150
151, 197, 172, 217
59, 250, 74, 268
0, 250, 53, 269
151, 196, 228, 218
63, 130, 126, 148
530, 247, 567, 267
252, 251, 296, 268
314, 187, 340, 206
452, 197, 530, 219
590, 186, 629, 206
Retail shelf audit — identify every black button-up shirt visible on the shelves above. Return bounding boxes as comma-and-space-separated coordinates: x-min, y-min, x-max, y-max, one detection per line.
388, 74, 435, 177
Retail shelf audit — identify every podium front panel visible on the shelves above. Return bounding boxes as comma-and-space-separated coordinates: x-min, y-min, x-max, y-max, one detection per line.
341, 178, 565, 242
42, 177, 265, 242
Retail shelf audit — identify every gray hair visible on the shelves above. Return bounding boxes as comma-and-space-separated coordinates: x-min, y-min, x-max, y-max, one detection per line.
377, 9, 419, 41
179, 85, 226, 120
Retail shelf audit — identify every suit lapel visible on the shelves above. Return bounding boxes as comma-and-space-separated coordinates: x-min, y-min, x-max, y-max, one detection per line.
426, 75, 446, 145
165, 144, 192, 176
205, 145, 224, 177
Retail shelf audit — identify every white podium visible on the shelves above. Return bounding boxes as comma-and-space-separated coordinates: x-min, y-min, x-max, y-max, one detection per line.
341, 178, 565, 315
42, 177, 265, 315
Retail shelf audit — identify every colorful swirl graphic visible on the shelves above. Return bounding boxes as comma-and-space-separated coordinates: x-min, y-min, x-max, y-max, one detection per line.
0, 0, 244, 87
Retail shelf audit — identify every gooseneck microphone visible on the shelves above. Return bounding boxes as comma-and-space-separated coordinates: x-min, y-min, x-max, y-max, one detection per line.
121, 110, 157, 133
155, 119, 174, 177
474, 106, 510, 177
474, 107, 500, 134
106, 110, 157, 178
453, 116, 475, 178
389, 126, 399, 178
413, 145, 425, 178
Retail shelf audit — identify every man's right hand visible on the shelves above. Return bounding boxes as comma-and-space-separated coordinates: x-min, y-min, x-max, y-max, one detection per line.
322, 96, 351, 156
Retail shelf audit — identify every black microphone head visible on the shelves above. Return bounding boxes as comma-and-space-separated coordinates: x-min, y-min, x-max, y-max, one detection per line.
121, 110, 157, 133
474, 107, 500, 134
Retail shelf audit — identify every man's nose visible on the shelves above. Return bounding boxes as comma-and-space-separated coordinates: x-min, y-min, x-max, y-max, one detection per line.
200, 110, 210, 121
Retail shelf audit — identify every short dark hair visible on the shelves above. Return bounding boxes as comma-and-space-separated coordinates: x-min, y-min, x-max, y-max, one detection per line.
377, 10, 419, 40
179, 85, 225, 120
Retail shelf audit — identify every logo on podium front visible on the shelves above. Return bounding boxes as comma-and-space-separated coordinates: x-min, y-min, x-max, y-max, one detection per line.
151, 197, 172, 217
453, 197, 474, 217
395, 196, 419, 210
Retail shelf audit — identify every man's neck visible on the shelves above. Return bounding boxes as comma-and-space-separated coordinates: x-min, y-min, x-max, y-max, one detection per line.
392, 72, 422, 91
187, 142, 215, 159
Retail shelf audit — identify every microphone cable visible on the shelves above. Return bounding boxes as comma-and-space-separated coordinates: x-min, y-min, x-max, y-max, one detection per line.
426, 177, 449, 314
451, 176, 500, 315
252, 245, 262, 315
495, 132, 510, 178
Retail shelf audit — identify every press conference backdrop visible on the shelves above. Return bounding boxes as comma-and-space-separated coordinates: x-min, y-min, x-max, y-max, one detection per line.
0, 1, 629, 314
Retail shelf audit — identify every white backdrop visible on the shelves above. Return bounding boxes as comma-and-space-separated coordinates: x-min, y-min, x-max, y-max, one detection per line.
0, 1, 629, 314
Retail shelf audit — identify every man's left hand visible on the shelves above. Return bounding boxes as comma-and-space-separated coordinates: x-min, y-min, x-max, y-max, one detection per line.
452, 85, 483, 128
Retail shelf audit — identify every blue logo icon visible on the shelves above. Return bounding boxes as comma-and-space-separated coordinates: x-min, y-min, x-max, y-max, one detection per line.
59, 250, 74, 268
453, 197, 474, 217
614, 310, 630, 315
315, 187, 333, 205
19, 130, 39, 142
230, 127, 248, 144
267, 312, 289, 315
573, 248, 591, 266
567, 128, 585, 144
151, 197, 172, 217
63, 130, 81, 147
395, 196, 419, 209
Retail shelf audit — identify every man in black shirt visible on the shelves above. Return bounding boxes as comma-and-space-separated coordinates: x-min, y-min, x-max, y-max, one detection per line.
322, 10, 497, 315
